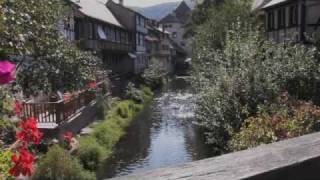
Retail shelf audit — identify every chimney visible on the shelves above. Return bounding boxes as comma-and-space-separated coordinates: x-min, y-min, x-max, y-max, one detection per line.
119, 0, 123, 5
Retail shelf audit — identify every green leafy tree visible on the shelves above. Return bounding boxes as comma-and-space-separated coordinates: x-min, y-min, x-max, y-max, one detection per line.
192, 23, 320, 154
0, 0, 105, 95
142, 58, 166, 89
0, 0, 3, 32
188, 0, 254, 49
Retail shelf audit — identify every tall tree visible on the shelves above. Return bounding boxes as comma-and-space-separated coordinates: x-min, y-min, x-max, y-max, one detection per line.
0, 0, 103, 95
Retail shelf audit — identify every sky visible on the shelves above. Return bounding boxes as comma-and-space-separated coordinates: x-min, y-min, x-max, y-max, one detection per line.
117, 0, 182, 7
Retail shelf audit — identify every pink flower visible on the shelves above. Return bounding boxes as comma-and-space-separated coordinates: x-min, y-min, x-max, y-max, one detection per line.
88, 81, 97, 89
62, 131, 73, 144
0, 61, 16, 85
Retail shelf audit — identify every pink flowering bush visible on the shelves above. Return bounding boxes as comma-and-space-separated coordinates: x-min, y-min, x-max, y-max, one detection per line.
0, 56, 42, 178
0, 61, 15, 85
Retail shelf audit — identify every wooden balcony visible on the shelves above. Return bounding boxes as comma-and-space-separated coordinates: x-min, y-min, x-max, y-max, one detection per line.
79, 39, 132, 52
22, 84, 102, 129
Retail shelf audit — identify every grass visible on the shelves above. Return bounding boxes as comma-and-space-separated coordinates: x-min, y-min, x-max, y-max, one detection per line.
76, 86, 153, 171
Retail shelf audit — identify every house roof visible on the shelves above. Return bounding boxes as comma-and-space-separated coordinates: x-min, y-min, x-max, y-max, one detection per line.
263, 0, 289, 9
252, 0, 271, 11
175, 1, 191, 15
160, 1, 191, 24
175, 1, 191, 24
106, 0, 148, 19
160, 13, 181, 23
70, 0, 123, 28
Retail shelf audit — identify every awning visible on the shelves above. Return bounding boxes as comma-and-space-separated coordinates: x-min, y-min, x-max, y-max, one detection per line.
145, 35, 159, 42
128, 53, 136, 59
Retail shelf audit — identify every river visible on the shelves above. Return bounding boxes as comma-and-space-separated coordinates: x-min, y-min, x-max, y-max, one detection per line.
97, 77, 213, 179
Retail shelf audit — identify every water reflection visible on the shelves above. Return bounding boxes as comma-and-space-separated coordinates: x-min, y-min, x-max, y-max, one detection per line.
97, 77, 213, 179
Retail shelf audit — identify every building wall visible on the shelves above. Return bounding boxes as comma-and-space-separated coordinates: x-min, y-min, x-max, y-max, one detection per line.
134, 14, 148, 74
161, 22, 192, 56
265, 0, 320, 43
107, 2, 149, 75
70, 8, 135, 76
146, 27, 174, 74
102, 52, 134, 75
59, 10, 75, 41
305, 0, 320, 35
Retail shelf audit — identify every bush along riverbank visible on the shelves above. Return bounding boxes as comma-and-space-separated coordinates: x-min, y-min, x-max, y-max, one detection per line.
32, 85, 154, 179
191, 0, 320, 156
77, 86, 153, 172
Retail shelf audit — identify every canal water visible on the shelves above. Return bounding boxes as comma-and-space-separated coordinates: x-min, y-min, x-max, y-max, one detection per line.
97, 77, 213, 179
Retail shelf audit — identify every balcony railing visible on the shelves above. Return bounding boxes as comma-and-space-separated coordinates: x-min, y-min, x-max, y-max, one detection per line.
79, 39, 132, 52
22, 84, 102, 127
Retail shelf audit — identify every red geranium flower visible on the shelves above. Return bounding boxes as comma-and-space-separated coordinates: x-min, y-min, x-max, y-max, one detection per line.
0, 60, 16, 85
88, 81, 97, 89
14, 101, 23, 117
9, 148, 35, 177
16, 117, 43, 145
62, 131, 73, 143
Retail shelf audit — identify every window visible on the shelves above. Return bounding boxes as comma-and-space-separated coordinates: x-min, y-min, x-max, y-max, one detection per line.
267, 11, 275, 31
278, 8, 286, 29
111, 28, 115, 41
140, 34, 144, 46
289, 5, 298, 26
93, 24, 98, 40
116, 30, 120, 42
75, 19, 83, 40
121, 32, 128, 44
164, 24, 172, 28
104, 26, 109, 39
136, 15, 140, 26
181, 42, 185, 47
141, 17, 145, 27
136, 33, 139, 45
97, 25, 107, 40
162, 45, 169, 50
172, 32, 177, 38
88, 22, 93, 39
136, 15, 142, 26
114, 29, 118, 42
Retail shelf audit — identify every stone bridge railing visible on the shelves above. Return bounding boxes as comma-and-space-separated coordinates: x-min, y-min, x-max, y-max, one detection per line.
109, 131, 320, 180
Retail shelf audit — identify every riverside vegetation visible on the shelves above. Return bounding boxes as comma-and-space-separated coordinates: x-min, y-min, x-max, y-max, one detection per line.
0, 0, 156, 178
191, 0, 320, 154
33, 85, 153, 179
